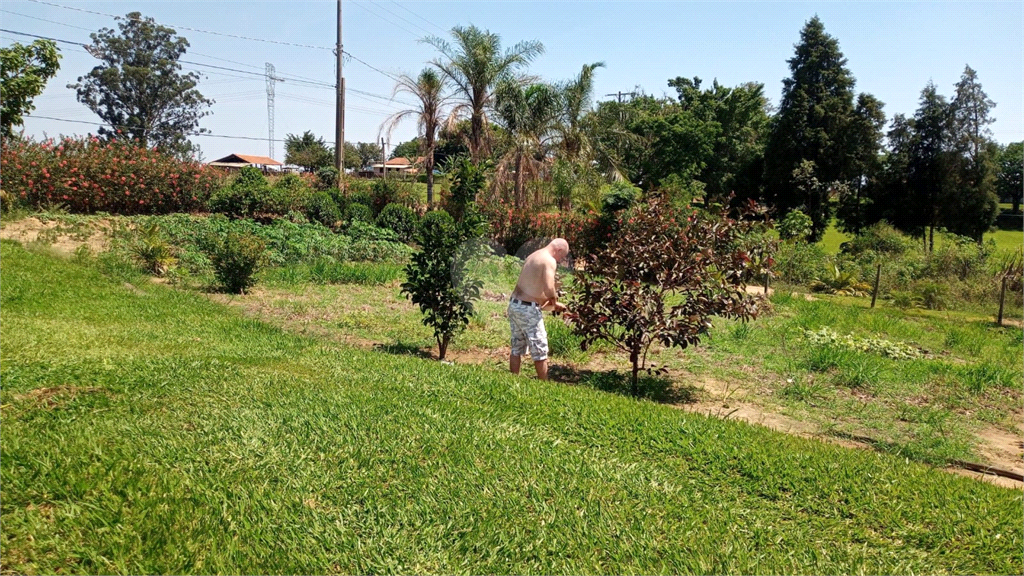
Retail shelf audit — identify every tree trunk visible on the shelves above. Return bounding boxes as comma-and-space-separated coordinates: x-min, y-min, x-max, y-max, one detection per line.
471, 111, 484, 163
438, 334, 450, 361
630, 349, 640, 397
928, 222, 934, 253
514, 153, 526, 207
1014, 195, 1021, 214
426, 155, 434, 207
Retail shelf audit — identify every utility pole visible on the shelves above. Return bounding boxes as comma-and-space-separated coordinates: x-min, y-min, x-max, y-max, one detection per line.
265, 63, 284, 161
604, 91, 638, 104
335, 0, 345, 188
381, 137, 387, 182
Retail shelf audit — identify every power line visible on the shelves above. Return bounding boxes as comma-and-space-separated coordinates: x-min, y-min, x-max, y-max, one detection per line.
354, 0, 432, 38
22, 113, 281, 142
387, 0, 448, 35
351, 1, 424, 40
23, 0, 405, 83
25, 0, 334, 51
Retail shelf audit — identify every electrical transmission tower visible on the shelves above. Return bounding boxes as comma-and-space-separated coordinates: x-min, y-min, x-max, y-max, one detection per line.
265, 63, 285, 160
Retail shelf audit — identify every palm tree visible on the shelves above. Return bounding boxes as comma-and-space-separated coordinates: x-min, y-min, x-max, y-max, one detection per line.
424, 25, 543, 162
382, 68, 453, 206
492, 80, 559, 207
555, 62, 604, 163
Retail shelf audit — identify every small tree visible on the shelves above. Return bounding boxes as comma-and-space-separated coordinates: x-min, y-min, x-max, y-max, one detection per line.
566, 196, 771, 394
401, 211, 483, 360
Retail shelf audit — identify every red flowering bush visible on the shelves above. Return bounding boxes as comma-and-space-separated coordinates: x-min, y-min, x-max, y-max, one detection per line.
0, 136, 223, 215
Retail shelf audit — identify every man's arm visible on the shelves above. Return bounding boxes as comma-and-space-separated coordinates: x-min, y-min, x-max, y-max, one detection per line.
538, 261, 566, 313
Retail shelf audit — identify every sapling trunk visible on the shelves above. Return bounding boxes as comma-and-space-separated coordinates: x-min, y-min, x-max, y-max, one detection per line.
630, 349, 640, 396
438, 335, 450, 361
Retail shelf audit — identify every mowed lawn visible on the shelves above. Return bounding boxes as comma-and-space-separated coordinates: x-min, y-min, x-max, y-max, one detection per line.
1, 241, 1021, 575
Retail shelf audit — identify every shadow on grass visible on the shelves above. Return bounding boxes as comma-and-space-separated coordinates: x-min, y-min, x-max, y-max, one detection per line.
549, 365, 700, 405
373, 340, 435, 360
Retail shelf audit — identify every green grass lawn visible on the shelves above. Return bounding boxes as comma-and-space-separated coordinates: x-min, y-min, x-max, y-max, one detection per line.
817, 221, 1021, 255
1, 241, 1022, 574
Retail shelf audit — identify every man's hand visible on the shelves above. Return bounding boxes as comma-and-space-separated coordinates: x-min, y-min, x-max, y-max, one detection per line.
552, 302, 568, 315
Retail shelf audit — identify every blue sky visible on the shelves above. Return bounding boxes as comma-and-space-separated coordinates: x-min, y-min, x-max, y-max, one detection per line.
3, 0, 1021, 163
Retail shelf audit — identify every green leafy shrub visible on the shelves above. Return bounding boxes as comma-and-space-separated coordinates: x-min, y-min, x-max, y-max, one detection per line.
345, 202, 373, 225
261, 173, 311, 215
376, 203, 418, 242
347, 220, 399, 243
600, 181, 641, 214
401, 210, 483, 360
773, 240, 830, 285
914, 280, 949, 310
841, 222, 918, 256
208, 167, 269, 218
348, 239, 413, 263
778, 210, 813, 241
208, 232, 267, 294
304, 191, 341, 228
370, 179, 400, 217
315, 166, 339, 191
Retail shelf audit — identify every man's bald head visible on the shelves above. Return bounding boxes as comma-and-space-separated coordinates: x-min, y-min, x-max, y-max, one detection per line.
547, 238, 570, 262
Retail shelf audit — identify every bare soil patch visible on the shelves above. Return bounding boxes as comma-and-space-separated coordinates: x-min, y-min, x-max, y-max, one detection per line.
0, 217, 111, 255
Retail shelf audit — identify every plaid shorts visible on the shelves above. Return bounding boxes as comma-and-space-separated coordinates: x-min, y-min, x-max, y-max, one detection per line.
507, 300, 548, 362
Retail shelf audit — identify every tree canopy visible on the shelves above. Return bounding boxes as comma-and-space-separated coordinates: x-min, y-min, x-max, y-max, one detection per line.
0, 39, 61, 138
70, 12, 212, 158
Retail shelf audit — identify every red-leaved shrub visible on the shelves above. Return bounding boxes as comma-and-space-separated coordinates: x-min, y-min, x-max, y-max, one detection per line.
1, 136, 223, 215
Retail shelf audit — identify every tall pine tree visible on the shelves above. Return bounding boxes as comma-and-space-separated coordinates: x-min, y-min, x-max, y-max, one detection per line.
907, 83, 954, 252
835, 93, 886, 233
763, 16, 858, 240
946, 66, 999, 240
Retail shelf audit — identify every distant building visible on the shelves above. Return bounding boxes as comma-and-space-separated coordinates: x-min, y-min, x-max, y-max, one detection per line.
365, 156, 425, 178
208, 154, 282, 173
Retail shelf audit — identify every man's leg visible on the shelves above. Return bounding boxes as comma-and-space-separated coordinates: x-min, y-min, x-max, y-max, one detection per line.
510, 354, 522, 375
534, 359, 548, 381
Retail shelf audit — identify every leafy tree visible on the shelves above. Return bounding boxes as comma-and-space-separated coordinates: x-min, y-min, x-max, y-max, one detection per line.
401, 210, 483, 360
836, 93, 886, 233
354, 141, 383, 170
0, 39, 61, 138
668, 76, 770, 202
342, 141, 362, 171
284, 131, 333, 172
70, 12, 212, 158
763, 16, 858, 239
443, 155, 487, 223
425, 25, 544, 161
492, 80, 559, 206
566, 196, 770, 394
390, 138, 421, 160
383, 68, 454, 205
946, 65, 999, 240
997, 142, 1023, 213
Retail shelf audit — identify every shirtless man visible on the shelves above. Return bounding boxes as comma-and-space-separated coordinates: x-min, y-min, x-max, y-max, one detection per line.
507, 238, 570, 380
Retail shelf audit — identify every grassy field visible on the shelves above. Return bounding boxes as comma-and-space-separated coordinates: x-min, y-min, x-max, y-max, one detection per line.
1, 241, 1021, 574
817, 222, 1021, 255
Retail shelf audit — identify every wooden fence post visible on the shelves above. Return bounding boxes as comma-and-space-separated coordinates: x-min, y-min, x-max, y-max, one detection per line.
997, 275, 1007, 326
870, 263, 881, 308
763, 273, 770, 296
